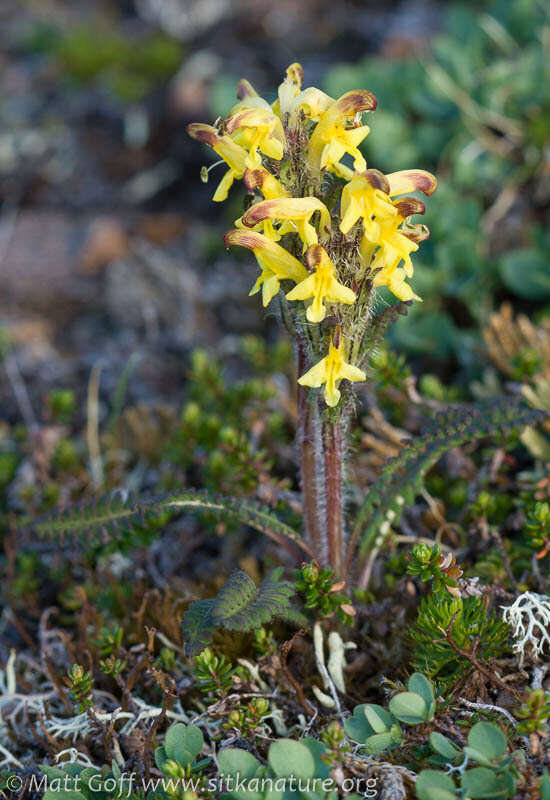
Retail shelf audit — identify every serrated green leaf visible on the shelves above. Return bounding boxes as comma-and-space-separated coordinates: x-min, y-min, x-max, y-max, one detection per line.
182, 599, 216, 656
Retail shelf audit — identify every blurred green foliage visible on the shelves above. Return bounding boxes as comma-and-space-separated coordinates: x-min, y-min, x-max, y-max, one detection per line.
20, 21, 182, 102
323, 0, 549, 367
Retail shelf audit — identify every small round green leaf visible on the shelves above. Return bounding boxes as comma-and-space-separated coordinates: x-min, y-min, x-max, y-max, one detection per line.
164, 724, 195, 764
363, 703, 395, 733
364, 731, 394, 755
218, 748, 261, 779
429, 732, 462, 762
467, 722, 507, 761
408, 673, 435, 707
268, 739, 315, 779
461, 767, 511, 798
183, 724, 204, 758
389, 691, 427, 724
344, 705, 375, 743
415, 770, 457, 800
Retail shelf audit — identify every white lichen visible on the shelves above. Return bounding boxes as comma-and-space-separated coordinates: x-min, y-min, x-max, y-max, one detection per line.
501, 592, 550, 661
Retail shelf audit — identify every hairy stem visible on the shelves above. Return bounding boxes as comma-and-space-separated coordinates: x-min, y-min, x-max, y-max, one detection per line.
322, 414, 345, 578
297, 337, 326, 562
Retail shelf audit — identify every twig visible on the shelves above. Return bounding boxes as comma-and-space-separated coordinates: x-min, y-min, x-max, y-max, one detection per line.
459, 697, 517, 725
279, 629, 315, 714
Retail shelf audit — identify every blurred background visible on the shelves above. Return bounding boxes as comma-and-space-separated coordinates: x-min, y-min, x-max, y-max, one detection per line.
0, 0, 548, 421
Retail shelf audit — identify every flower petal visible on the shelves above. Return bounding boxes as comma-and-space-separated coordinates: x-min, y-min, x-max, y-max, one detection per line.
286, 274, 317, 301
224, 229, 307, 284
242, 198, 331, 236
298, 358, 328, 388
386, 170, 438, 197
339, 363, 366, 383
326, 277, 356, 305
393, 197, 426, 218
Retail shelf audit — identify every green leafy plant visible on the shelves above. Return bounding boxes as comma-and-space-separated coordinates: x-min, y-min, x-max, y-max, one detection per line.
193, 648, 237, 696
410, 594, 510, 687
408, 543, 462, 596
64, 664, 94, 713
417, 721, 522, 799
294, 561, 354, 624
515, 688, 550, 735
155, 723, 209, 775
345, 673, 435, 754
524, 500, 550, 560
182, 568, 305, 655
218, 738, 362, 799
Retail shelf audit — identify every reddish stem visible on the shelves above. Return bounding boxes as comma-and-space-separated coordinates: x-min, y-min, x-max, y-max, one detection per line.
297, 338, 325, 561
323, 417, 344, 578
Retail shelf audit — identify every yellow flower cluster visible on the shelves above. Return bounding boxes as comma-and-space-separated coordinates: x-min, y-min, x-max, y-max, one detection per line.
188, 64, 436, 407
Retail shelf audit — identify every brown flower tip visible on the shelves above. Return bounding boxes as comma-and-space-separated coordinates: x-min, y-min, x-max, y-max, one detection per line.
242, 200, 274, 227
334, 90, 377, 117
364, 169, 390, 194
186, 123, 218, 147
407, 171, 438, 196
236, 79, 256, 100
403, 223, 431, 243
243, 169, 266, 192
224, 229, 263, 250
305, 244, 324, 269
394, 197, 426, 218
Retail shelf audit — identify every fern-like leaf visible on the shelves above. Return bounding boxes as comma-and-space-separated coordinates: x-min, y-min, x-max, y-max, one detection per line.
351, 399, 545, 577
27, 489, 312, 558
182, 568, 304, 655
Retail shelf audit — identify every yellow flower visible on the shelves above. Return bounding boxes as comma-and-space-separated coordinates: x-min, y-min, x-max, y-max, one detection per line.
242, 197, 331, 251
224, 229, 307, 307
339, 169, 398, 241
308, 90, 377, 175
234, 168, 290, 241
186, 123, 248, 202
370, 197, 427, 276
375, 267, 421, 302
273, 62, 304, 117
243, 168, 288, 200
369, 202, 429, 302
340, 168, 438, 243
225, 108, 286, 169
286, 245, 356, 322
298, 337, 366, 407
